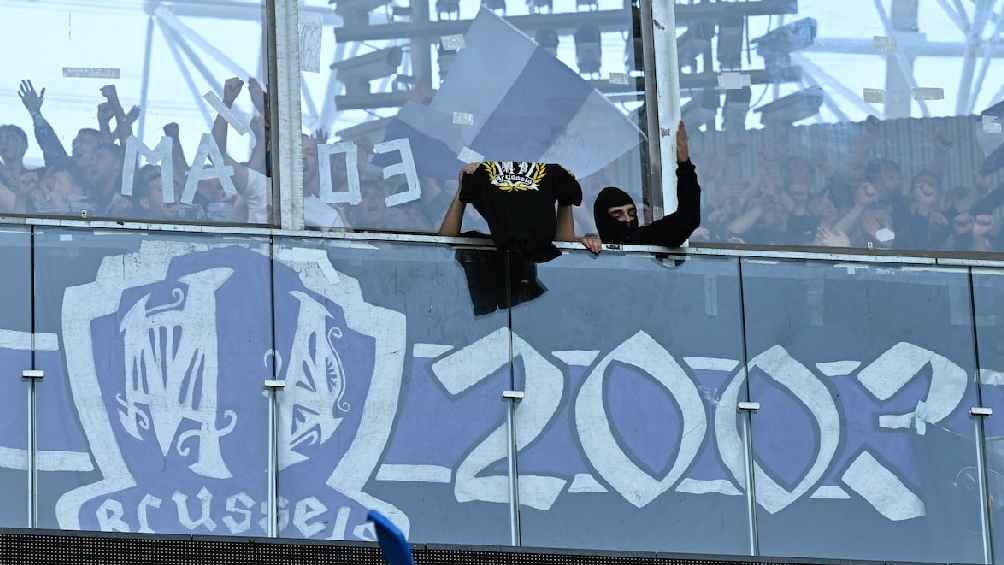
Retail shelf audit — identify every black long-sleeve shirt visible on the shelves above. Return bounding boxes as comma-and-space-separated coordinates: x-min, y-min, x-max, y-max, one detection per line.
624, 159, 701, 247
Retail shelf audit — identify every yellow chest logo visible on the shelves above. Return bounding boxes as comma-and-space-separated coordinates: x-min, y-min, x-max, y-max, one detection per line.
485, 161, 546, 192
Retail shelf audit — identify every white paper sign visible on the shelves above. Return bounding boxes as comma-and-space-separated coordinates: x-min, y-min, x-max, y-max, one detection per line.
913, 87, 945, 101
608, 72, 630, 86
452, 111, 475, 126
863, 88, 886, 103
873, 36, 896, 52
63, 67, 121, 79
718, 72, 751, 90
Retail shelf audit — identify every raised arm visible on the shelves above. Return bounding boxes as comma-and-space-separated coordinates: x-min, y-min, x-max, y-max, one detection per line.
211, 77, 244, 167
632, 121, 702, 247
163, 123, 189, 201
18, 80, 68, 165
439, 165, 477, 235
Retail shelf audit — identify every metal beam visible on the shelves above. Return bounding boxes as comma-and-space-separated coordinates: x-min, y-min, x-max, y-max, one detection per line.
678, 67, 802, 94
958, 0, 994, 115
640, 0, 662, 222
875, 0, 928, 118
936, 0, 969, 34
168, 1, 341, 25
675, 0, 798, 21
334, 9, 632, 42
137, 15, 156, 141
805, 37, 1004, 57
970, 9, 1004, 112
158, 19, 224, 96
273, 0, 304, 230
334, 0, 797, 42
411, 0, 433, 95
155, 5, 253, 79
334, 77, 652, 109
158, 23, 214, 130
952, 0, 973, 29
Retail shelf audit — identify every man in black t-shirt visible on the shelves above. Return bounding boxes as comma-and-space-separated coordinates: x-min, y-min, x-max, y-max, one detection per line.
439, 161, 587, 314
439, 160, 584, 261
587, 121, 701, 249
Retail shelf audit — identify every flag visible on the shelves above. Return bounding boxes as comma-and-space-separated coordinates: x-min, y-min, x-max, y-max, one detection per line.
368, 510, 416, 565
377, 9, 641, 180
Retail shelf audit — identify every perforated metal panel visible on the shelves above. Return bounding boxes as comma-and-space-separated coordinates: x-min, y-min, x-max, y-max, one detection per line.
0, 530, 957, 565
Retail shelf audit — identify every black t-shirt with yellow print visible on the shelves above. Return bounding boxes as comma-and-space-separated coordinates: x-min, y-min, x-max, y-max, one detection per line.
460, 161, 582, 262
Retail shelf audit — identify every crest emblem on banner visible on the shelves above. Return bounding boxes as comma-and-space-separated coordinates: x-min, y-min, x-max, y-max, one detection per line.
56, 241, 408, 538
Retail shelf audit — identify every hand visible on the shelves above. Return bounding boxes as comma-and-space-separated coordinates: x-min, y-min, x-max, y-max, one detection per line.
100, 85, 123, 117
461, 162, 481, 175
248, 78, 266, 114
163, 122, 180, 139
115, 106, 140, 138
676, 120, 689, 162
579, 234, 602, 254
18, 80, 45, 115
223, 77, 245, 106
312, 128, 328, 144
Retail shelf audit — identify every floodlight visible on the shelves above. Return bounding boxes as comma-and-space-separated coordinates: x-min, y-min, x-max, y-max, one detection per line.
755, 86, 823, 127
752, 17, 817, 69
331, 46, 404, 96
677, 22, 715, 69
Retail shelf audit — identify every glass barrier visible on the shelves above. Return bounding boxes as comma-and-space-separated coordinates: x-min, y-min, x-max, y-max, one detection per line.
32, 228, 273, 534
972, 268, 1004, 564
675, 0, 1004, 255
0, 226, 31, 527
272, 238, 513, 543
7, 219, 1004, 560
739, 259, 984, 562
0, 2, 273, 225
300, 0, 649, 235
509, 251, 751, 554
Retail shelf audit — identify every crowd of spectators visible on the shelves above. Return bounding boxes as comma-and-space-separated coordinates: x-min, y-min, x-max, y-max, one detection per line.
0, 78, 271, 223
689, 119, 1004, 253
3, 79, 1004, 254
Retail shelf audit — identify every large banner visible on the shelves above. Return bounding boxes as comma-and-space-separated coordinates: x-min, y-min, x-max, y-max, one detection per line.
0, 229, 994, 563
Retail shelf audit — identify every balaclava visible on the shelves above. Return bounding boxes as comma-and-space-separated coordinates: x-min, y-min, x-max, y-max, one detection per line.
593, 186, 638, 243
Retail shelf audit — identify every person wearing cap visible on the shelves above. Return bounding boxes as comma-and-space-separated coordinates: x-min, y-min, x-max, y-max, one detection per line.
585, 121, 701, 250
